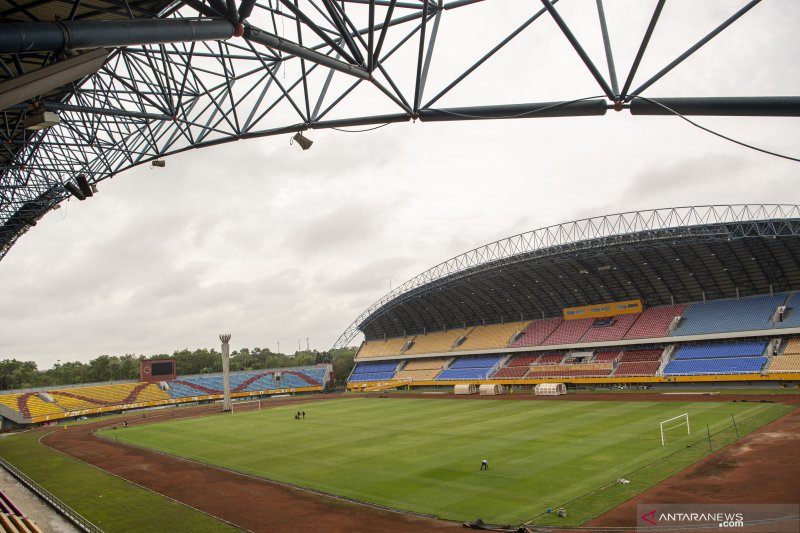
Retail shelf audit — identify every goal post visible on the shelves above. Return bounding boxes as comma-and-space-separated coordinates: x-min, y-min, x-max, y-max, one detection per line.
660, 413, 690, 446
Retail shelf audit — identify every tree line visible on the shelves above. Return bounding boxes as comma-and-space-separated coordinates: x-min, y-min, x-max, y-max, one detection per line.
0, 346, 357, 392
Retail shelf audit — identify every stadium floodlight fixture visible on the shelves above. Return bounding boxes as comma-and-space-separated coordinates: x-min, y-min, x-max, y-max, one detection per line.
292, 132, 313, 150
24, 111, 60, 130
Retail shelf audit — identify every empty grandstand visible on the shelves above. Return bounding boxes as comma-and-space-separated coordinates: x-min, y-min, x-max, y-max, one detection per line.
339, 206, 800, 390
0, 365, 331, 427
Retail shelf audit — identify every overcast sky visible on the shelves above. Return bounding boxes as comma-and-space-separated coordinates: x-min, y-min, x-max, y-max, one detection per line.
1, 0, 799, 369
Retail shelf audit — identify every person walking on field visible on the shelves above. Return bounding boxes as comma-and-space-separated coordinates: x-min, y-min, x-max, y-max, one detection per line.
480, 459, 489, 471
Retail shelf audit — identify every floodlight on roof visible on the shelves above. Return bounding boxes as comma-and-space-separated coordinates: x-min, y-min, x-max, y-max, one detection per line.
291, 132, 313, 150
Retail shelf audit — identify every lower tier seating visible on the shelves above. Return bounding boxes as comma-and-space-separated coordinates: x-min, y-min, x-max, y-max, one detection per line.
613, 361, 660, 376
663, 357, 767, 375
672, 340, 767, 359
394, 358, 450, 381
348, 371, 396, 382
619, 349, 662, 362
593, 350, 622, 363
782, 337, 800, 355
493, 366, 529, 379
436, 367, 495, 380
766, 355, 800, 373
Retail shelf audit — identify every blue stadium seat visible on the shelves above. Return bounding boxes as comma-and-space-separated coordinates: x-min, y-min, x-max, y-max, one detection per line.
663, 357, 767, 375
349, 372, 396, 382
449, 355, 504, 369
673, 340, 767, 359
774, 292, 800, 329
670, 294, 788, 336
435, 368, 494, 380
354, 361, 398, 373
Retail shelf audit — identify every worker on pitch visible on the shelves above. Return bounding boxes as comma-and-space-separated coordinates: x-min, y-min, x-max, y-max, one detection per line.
480, 459, 489, 471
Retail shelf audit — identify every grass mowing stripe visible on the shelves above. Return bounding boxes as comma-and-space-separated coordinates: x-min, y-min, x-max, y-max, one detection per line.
0, 431, 240, 533
105, 398, 792, 525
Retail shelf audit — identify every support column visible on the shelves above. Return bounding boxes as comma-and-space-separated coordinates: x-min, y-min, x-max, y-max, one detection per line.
220, 334, 232, 412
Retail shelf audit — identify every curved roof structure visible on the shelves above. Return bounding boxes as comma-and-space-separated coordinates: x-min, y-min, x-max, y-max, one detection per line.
2, 0, 799, 261
334, 205, 800, 348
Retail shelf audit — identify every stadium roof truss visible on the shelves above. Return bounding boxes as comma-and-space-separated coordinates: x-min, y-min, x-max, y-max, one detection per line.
335, 205, 800, 348
2, 0, 800, 259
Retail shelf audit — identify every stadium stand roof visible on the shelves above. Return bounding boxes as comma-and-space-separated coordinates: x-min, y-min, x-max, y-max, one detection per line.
334, 205, 800, 348
3, 1, 799, 262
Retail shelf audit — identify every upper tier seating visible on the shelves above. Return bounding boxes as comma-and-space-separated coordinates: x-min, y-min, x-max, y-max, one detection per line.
619, 349, 662, 362
405, 329, 472, 355
542, 318, 594, 345
581, 313, 640, 343
623, 305, 687, 339
671, 294, 788, 336
456, 321, 528, 351
783, 337, 800, 355
774, 293, 800, 329
510, 318, 562, 348
672, 340, 767, 360
357, 337, 411, 358
614, 361, 661, 376
394, 358, 450, 381
663, 357, 767, 375
593, 350, 622, 363
767, 355, 800, 373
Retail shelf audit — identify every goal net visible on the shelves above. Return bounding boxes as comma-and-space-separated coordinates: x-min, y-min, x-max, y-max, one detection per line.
660, 413, 690, 446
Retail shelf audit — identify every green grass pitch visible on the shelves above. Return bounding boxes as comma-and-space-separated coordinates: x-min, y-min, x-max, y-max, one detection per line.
102, 397, 791, 526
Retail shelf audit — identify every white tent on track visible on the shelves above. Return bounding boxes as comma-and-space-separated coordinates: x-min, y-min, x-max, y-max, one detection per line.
534, 383, 566, 396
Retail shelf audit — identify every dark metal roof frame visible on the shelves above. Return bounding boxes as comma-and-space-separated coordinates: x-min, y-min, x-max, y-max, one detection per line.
333, 205, 800, 348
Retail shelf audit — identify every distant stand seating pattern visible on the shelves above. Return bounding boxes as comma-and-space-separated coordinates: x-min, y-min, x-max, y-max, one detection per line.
671, 294, 788, 336
623, 305, 687, 339
169, 368, 326, 397
0, 383, 168, 419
